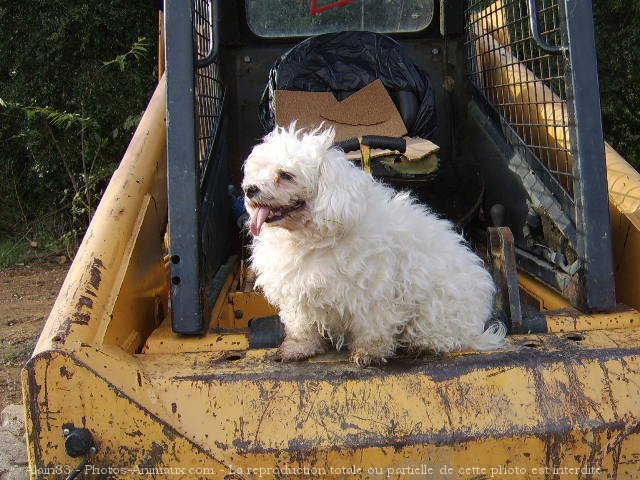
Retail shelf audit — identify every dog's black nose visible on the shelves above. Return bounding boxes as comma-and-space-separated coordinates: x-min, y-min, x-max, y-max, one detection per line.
245, 185, 260, 199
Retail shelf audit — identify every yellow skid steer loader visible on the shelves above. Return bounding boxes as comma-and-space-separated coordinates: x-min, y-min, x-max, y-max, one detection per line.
22, 0, 640, 478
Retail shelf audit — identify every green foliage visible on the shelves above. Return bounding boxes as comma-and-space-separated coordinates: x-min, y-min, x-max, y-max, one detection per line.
103, 36, 151, 71
1, 99, 94, 130
595, 0, 640, 168
0, 0, 157, 260
0, 0, 637, 269
0, 238, 31, 268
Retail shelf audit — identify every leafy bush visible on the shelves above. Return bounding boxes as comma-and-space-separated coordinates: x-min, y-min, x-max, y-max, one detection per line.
0, 0, 157, 255
595, 0, 640, 168
0, 0, 637, 266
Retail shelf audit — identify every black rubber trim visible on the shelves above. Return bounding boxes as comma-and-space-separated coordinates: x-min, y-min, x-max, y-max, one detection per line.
333, 136, 407, 153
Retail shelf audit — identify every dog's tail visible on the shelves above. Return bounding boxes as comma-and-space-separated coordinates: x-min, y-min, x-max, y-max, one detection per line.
469, 322, 507, 351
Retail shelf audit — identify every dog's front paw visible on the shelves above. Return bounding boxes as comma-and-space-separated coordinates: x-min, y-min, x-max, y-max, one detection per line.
278, 336, 328, 362
349, 349, 387, 367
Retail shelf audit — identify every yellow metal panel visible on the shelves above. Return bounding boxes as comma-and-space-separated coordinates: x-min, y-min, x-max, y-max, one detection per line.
472, 1, 640, 312
607, 143, 640, 310
143, 318, 249, 353
140, 328, 640, 477
606, 142, 640, 230
472, 0, 510, 46
545, 306, 640, 333
206, 266, 278, 330
208, 262, 240, 329
23, 353, 225, 480
103, 192, 168, 352
518, 271, 572, 311
158, 11, 165, 78
24, 328, 640, 478
33, 75, 167, 355
226, 291, 277, 328
216, 290, 278, 330
611, 209, 640, 311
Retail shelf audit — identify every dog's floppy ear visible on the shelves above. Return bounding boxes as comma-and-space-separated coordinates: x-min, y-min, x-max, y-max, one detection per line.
313, 148, 369, 235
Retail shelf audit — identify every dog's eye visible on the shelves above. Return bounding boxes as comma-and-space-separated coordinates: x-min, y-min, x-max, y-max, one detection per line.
278, 170, 294, 181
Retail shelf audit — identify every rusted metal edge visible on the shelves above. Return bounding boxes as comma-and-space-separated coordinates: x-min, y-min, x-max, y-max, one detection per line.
22, 350, 226, 468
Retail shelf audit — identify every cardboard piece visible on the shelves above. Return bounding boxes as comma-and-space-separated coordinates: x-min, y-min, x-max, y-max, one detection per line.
275, 79, 407, 141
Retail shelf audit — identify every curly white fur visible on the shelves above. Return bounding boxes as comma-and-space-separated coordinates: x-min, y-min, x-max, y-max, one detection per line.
242, 125, 505, 365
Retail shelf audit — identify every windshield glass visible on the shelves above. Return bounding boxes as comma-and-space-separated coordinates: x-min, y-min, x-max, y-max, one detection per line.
245, 0, 435, 37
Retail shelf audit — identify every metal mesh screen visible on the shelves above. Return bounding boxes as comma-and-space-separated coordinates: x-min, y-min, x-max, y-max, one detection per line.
193, 0, 223, 172
465, 0, 573, 197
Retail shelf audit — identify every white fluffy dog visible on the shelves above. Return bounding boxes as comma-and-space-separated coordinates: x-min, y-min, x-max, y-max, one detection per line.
242, 126, 505, 366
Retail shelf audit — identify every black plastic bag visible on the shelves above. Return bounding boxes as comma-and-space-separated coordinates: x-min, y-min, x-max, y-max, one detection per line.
258, 31, 437, 139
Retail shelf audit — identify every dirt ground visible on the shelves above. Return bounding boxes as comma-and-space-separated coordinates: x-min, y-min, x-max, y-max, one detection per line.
0, 262, 67, 411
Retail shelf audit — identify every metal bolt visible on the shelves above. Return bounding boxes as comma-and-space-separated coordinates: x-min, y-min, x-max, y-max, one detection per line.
63, 428, 70, 436
89, 446, 97, 454
443, 76, 455, 92
234, 310, 244, 319
431, 47, 440, 55
243, 56, 251, 63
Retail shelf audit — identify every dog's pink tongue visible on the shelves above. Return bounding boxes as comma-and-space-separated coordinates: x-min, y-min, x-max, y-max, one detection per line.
250, 206, 270, 236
